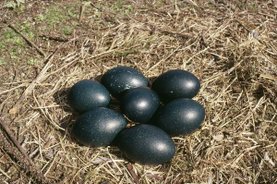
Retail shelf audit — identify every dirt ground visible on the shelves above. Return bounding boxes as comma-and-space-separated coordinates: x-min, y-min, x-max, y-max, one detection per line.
0, 1, 276, 184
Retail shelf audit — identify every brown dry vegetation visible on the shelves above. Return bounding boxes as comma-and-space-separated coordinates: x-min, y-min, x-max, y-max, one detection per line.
0, 1, 276, 184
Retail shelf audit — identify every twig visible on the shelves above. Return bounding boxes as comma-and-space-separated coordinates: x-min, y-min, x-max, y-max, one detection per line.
0, 83, 26, 95
0, 118, 33, 166
126, 163, 140, 184
9, 38, 77, 115
39, 35, 69, 42
132, 17, 191, 40
158, 29, 190, 39
9, 51, 56, 115
0, 119, 52, 184
7, 24, 46, 57
234, 19, 251, 33
0, 165, 11, 179
79, 3, 85, 22
90, 3, 114, 15
146, 45, 182, 73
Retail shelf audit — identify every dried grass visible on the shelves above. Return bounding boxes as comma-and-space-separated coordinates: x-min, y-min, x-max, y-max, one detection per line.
0, 1, 276, 183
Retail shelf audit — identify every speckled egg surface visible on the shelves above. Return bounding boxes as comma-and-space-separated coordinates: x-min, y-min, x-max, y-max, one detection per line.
154, 98, 205, 136
115, 124, 175, 165
101, 66, 149, 98
120, 87, 160, 123
66, 66, 206, 165
71, 107, 127, 147
68, 80, 111, 113
152, 69, 200, 102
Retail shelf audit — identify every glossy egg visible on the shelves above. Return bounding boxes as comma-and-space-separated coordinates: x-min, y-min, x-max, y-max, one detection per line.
120, 87, 160, 123
71, 107, 127, 147
154, 99, 205, 136
101, 66, 149, 98
152, 69, 200, 102
115, 124, 175, 165
68, 80, 111, 113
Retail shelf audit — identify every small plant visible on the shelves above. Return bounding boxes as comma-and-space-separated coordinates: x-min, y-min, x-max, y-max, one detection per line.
20, 21, 34, 38
4, 0, 25, 9
0, 58, 6, 65
63, 26, 73, 36
42, 7, 66, 26
3, 28, 24, 47
111, 0, 133, 15
27, 58, 38, 65
10, 50, 19, 60
0, 42, 4, 50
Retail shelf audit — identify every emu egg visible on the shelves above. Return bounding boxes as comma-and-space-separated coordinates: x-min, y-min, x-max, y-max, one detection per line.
152, 69, 200, 101
101, 66, 148, 98
68, 80, 111, 113
121, 87, 160, 123
154, 99, 205, 136
71, 107, 127, 147
115, 124, 175, 165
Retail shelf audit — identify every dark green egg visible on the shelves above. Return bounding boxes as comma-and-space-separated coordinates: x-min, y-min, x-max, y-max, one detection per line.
120, 87, 160, 123
68, 80, 111, 113
101, 66, 149, 98
152, 69, 200, 102
71, 107, 127, 147
154, 99, 205, 136
115, 124, 175, 165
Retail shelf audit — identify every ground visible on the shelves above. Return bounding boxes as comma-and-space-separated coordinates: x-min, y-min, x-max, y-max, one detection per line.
0, 0, 276, 184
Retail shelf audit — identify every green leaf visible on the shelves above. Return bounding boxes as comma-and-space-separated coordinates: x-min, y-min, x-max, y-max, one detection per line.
0, 58, 6, 65
16, 0, 25, 3
4, 1, 17, 9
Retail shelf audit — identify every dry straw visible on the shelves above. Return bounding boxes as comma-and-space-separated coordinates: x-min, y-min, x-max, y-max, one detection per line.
0, 1, 276, 183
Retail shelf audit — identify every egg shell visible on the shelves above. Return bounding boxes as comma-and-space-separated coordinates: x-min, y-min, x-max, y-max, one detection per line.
101, 66, 149, 98
120, 87, 160, 123
115, 124, 175, 165
154, 98, 205, 136
71, 107, 127, 147
152, 69, 200, 102
68, 80, 111, 113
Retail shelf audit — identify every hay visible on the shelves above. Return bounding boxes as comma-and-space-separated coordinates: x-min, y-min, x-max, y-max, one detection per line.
0, 1, 276, 183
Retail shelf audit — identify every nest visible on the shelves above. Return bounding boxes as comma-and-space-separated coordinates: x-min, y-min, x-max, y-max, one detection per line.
0, 1, 276, 183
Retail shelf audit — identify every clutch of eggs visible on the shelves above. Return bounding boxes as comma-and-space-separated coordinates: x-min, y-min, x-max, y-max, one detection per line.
67, 66, 205, 165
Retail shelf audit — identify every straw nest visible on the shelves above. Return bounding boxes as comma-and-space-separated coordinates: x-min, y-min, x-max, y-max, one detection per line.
0, 1, 276, 183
